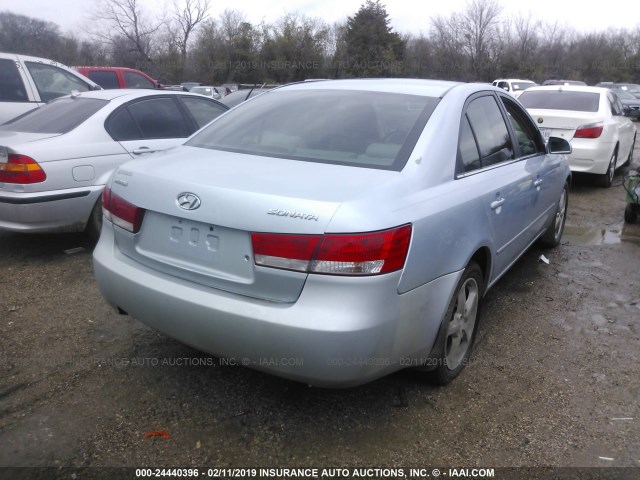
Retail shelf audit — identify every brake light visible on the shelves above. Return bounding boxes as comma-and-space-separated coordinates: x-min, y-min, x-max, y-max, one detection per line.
0, 154, 46, 184
574, 122, 603, 139
102, 185, 145, 233
251, 225, 412, 276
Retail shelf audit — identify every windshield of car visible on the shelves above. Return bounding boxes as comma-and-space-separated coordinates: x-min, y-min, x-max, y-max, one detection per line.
0, 96, 108, 134
513, 82, 536, 91
615, 84, 640, 94
190, 87, 214, 96
187, 89, 438, 171
615, 90, 636, 100
518, 91, 600, 112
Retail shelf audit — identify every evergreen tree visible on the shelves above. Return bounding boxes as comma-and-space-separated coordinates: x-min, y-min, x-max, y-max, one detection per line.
342, 0, 405, 78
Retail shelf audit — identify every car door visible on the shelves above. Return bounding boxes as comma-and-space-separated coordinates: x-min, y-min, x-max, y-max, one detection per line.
108, 96, 194, 157
497, 93, 564, 241
608, 92, 635, 163
457, 93, 540, 282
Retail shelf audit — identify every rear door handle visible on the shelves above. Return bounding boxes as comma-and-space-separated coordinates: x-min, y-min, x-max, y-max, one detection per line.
490, 198, 505, 210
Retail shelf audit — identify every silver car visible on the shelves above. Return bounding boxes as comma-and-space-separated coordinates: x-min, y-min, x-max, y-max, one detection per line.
0, 89, 228, 238
93, 79, 572, 387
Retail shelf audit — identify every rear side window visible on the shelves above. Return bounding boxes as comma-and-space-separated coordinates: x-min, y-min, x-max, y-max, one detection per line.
180, 96, 228, 129
127, 97, 190, 138
123, 71, 155, 89
519, 91, 600, 112
0, 59, 28, 102
0, 97, 107, 133
25, 62, 91, 103
106, 108, 142, 141
88, 71, 120, 89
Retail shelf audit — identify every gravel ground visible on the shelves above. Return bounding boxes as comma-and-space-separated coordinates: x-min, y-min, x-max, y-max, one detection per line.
1, 140, 639, 479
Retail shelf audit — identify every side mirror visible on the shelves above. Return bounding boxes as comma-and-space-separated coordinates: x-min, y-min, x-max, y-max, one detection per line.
547, 136, 572, 155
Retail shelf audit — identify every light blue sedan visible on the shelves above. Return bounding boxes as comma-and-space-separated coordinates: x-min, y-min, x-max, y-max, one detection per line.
93, 79, 572, 387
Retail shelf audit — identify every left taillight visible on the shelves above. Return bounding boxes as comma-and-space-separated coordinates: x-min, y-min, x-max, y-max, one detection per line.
102, 185, 145, 233
0, 154, 46, 184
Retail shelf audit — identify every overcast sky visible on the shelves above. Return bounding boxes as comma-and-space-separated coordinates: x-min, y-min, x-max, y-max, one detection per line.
3, 0, 640, 35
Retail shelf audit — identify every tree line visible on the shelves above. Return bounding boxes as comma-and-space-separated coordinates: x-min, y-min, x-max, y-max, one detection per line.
1, 0, 640, 86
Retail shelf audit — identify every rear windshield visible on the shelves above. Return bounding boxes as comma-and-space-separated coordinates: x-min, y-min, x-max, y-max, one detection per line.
0, 97, 107, 133
518, 91, 600, 112
513, 82, 535, 91
187, 89, 437, 170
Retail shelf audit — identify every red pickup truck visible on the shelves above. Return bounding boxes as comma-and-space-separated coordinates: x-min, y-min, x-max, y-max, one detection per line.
74, 66, 162, 89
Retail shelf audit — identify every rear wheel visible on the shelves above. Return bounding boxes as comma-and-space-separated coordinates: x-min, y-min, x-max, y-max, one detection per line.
622, 134, 636, 167
599, 151, 617, 188
85, 196, 103, 242
540, 183, 569, 247
429, 261, 484, 385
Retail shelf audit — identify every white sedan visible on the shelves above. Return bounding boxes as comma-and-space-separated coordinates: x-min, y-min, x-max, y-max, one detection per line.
518, 85, 636, 187
0, 89, 228, 238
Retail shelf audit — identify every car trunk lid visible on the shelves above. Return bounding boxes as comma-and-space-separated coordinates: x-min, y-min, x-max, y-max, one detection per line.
109, 146, 401, 302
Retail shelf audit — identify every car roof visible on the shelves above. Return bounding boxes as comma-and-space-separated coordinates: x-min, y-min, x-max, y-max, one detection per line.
278, 78, 462, 97
56, 89, 205, 101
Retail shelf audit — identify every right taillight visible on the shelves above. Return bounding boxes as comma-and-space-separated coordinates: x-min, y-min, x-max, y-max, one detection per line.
102, 185, 145, 233
0, 154, 46, 184
574, 122, 603, 139
251, 225, 412, 276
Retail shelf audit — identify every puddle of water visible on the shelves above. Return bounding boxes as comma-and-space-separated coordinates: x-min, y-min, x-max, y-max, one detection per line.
563, 224, 640, 246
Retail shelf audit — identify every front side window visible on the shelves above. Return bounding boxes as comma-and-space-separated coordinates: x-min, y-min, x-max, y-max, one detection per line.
465, 95, 514, 168
0, 59, 28, 102
500, 96, 542, 157
0, 97, 107, 133
88, 71, 120, 89
187, 89, 438, 171
25, 62, 91, 103
180, 97, 227, 129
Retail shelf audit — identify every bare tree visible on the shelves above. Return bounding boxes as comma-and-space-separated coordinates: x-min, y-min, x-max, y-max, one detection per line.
170, 0, 210, 80
91, 0, 164, 63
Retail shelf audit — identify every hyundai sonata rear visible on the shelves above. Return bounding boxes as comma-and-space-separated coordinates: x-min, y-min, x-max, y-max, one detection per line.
94, 79, 571, 387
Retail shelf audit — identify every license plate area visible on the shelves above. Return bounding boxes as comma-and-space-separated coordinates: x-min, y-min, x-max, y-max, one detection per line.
539, 128, 551, 143
134, 211, 254, 283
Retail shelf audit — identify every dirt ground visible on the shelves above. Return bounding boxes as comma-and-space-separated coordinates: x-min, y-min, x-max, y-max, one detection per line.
1, 137, 639, 479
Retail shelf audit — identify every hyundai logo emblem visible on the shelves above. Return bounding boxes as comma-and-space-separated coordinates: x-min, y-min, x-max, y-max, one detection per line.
177, 192, 201, 210
537, 117, 543, 124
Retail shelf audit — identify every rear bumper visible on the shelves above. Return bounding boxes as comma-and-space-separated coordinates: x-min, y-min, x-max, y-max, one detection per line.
568, 139, 615, 175
0, 186, 101, 233
93, 221, 462, 387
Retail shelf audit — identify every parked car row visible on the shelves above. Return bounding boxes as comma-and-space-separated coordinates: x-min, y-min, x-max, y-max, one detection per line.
0, 90, 228, 238
0, 52, 100, 124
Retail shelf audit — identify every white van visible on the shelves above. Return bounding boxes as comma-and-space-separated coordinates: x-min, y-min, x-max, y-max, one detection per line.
0, 52, 101, 124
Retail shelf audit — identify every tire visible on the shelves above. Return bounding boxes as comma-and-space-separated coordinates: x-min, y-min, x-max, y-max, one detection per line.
598, 151, 617, 188
539, 183, 569, 247
429, 261, 484, 385
625, 204, 638, 224
622, 134, 636, 167
85, 196, 103, 243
